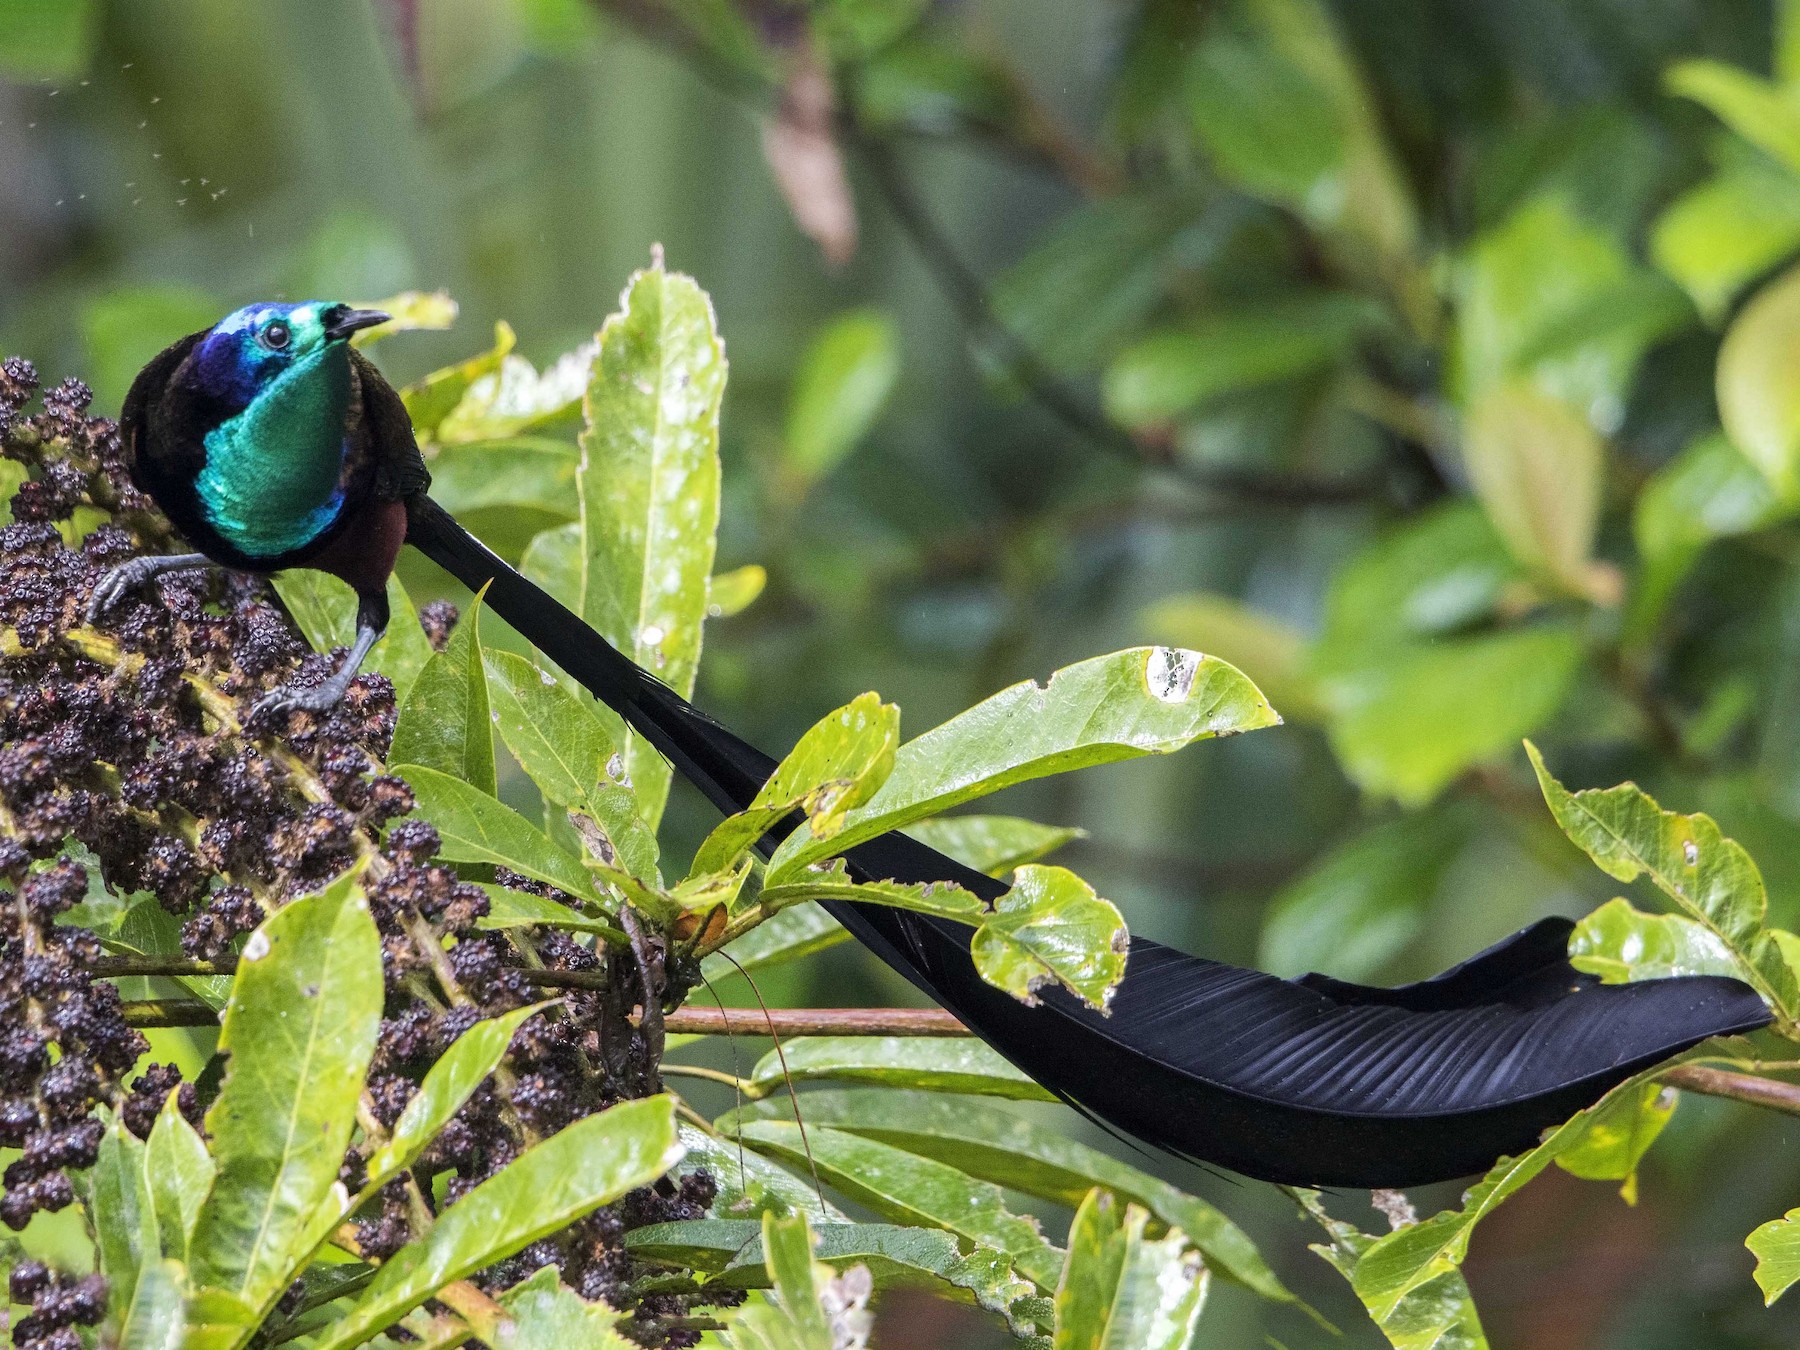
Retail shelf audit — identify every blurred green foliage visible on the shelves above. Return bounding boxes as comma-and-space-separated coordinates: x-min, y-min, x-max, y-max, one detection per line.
15, 0, 1800, 1343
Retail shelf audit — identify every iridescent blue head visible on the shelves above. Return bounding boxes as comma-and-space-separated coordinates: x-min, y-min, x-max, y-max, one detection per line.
187, 301, 389, 560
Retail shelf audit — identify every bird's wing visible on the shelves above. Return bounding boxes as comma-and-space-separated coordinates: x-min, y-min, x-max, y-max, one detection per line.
349, 349, 431, 505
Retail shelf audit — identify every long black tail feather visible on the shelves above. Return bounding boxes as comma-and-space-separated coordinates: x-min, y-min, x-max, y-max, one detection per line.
405, 496, 1772, 1187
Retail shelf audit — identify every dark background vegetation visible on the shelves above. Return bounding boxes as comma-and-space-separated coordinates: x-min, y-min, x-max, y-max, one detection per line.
5, 0, 1800, 1344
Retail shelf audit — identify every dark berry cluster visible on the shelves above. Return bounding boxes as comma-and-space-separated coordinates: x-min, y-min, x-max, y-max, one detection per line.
0, 358, 726, 1343
6, 1260, 106, 1350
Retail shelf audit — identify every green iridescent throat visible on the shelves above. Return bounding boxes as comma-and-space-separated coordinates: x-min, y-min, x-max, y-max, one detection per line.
197, 346, 351, 557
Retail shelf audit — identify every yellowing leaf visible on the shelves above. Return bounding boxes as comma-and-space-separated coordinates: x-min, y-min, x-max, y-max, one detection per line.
1718, 262, 1800, 500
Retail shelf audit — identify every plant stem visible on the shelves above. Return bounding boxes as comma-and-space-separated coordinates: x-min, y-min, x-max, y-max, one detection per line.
1662, 1064, 1800, 1118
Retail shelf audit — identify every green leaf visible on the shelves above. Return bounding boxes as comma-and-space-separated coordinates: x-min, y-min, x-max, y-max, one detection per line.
1317, 627, 1583, 807
189, 871, 383, 1324
272, 570, 436, 707
1103, 294, 1374, 427
1667, 60, 1800, 178
396, 764, 604, 902
144, 1089, 214, 1265
366, 1002, 552, 1191
1454, 195, 1685, 420
1526, 741, 1794, 1017
477, 882, 622, 939
437, 342, 595, 445
313, 1096, 682, 1350
85, 1116, 156, 1324
629, 1218, 1044, 1336
1553, 1081, 1676, 1204
745, 1037, 1054, 1101
1568, 897, 1745, 985
427, 438, 579, 563
768, 647, 1277, 878
1461, 382, 1609, 599
1139, 592, 1322, 722
493, 1265, 633, 1350
482, 648, 658, 881
347, 289, 458, 346
1053, 1190, 1207, 1350
724, 1088, 1296, 1306
699, 903, 848, 982
576, 259, 727, 830
736, 1122, 1065, 1290
400, 321, 516, 441
117, 1257, 188, 1350
1184, 0, 1416, 277
969, 865, 1127, 1011
904, 816, 1085, 879
1717, 262, 1800, 500
391, 590, 496, 796
1748, 1209, 1800, 1305
691, 692, 899, 879
1632, 433, 1786, 630
722, 1212, 844, 1350
1259, 807, 1473, 981
784, 309, 900, 486
708, 564, 767, 619
1292, 1189, 1486, 1350
1651, 156, 1800, 323
673, 1124, 849, 1223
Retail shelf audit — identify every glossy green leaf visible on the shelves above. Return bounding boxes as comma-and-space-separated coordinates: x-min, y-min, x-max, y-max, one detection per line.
1260, 806, 1473, 981
1668, 60, 1800, 178
1748, 1209, 1800, 1305
904, 815, 1085, 879
390, 590, 496, 796
272, 570, 436, 707
144, 1089, 214, 1265
1293, 1189, 1486, 1350
400, 321, 515, 441
1054, 1190, 1207, 1350
768, 647, 1277, 878
117, 1257, 188, 1350
1554, 1081, 1676, 1204
190, 871, 383, 1324
745, 1037, 1054, 1101
690, 692, 899, 879
493, 1264, 633, 1350
313, 1096, 682, 1350
438, 342, 595, 445
477, 882, 621, 939
969, 865, 1127, 1011
723, 1212, 842, 1350
576, 260, 726, 830
397, 764, 602, 902
737, 1122, 1065, 1290
104, 897, 231, 1009
1462, 382, 1608, 598
725, 1088, 1295, 1305
1651, 156, 1800, 322
785, 308, 900, 484
673, 1124, 848, 1223
426, 437, 579, 563
699, 903, 849, 983
1139, 592, 1321, 722
366, 1002, 552, 1190
708, 564, 767, 619
86, 1116, 156, 1324
1527, 741, 1794, 1017
1103, 294, 1372, 427
1569, 897, 1745, 985
1318, 627, 1582, 807
1717, 262, 1800, 500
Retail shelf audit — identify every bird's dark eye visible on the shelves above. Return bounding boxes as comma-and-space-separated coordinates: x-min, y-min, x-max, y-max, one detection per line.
261, 320, 291, 351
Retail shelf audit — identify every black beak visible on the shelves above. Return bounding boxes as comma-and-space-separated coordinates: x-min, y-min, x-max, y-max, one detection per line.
322, 307, 390, 342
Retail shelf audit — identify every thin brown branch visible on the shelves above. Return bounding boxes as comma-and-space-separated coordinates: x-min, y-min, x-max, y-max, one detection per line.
663, 1005, 969, 1037
1663, 1063, 1800, 1118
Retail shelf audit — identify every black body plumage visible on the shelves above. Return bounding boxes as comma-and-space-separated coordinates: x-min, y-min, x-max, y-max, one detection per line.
109, 315, 1774, 1188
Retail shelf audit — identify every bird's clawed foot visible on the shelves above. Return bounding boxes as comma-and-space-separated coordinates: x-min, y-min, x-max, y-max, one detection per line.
248, 675, 352, 724
86, 554, 213, 626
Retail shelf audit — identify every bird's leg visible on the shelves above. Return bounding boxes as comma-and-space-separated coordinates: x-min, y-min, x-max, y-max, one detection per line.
86, 553, 213, 624
252, 585, 389, 719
